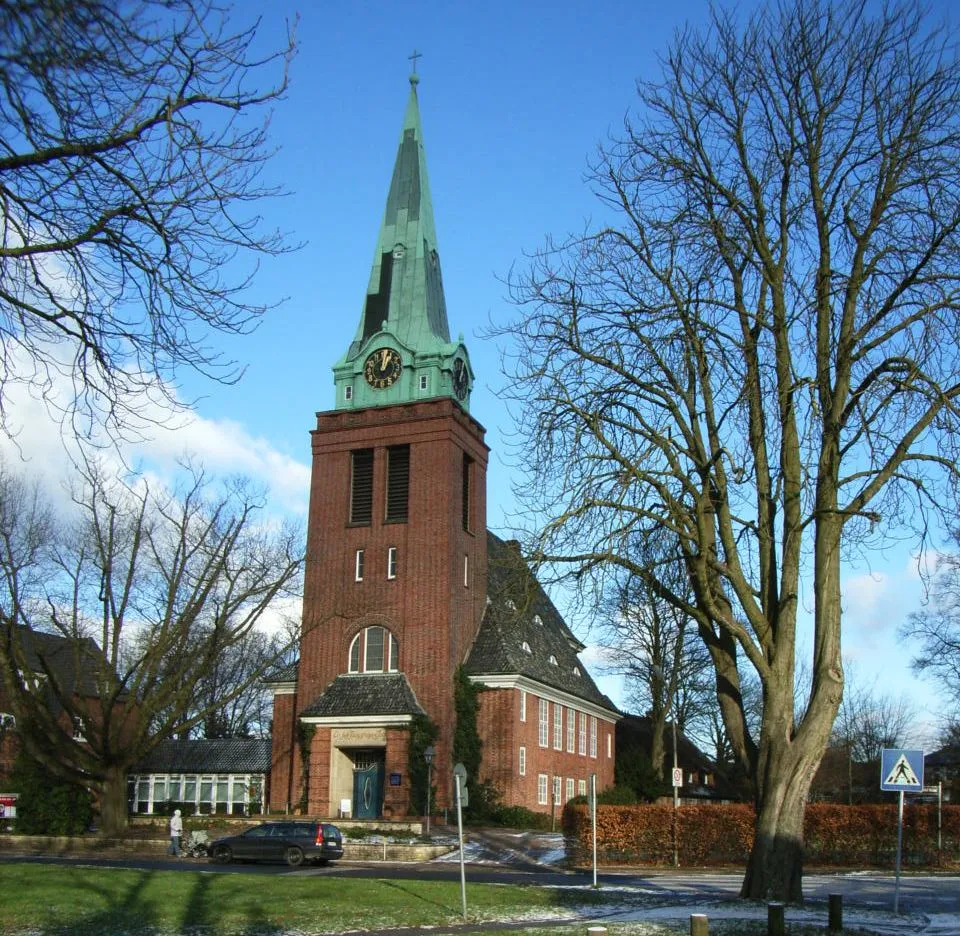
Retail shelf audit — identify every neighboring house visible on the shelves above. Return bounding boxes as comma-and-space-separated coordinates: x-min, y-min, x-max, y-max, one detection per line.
616, 714, 739, 802
925, 746, 960, 802
128, 739, 271, 816
0, 628, 106, 783
267, 69, 619, 820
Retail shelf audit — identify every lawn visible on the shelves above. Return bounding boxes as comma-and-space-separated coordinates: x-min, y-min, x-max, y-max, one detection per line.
0, 864, 885, 935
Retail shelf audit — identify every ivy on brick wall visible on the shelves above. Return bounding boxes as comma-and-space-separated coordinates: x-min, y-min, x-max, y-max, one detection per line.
452, 665, 482, 783
407, 713, 438, 816
295, 723, 315, 813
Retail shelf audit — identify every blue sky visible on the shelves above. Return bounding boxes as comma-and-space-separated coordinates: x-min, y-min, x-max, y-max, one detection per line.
7, 0, 957, 746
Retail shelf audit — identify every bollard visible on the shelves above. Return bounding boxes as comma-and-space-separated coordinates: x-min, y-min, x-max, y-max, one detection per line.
767, 902, 785, 936
690, 913, 709, 936
828, 893, 843, 933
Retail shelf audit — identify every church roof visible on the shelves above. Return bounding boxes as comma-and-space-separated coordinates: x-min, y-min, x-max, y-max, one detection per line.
463, 532, 617, 712
346, 72, 450, 361
300, 673, 425, 719
134, 738, 272, 773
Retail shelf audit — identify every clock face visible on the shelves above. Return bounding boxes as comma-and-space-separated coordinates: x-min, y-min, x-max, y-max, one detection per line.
452, 357, 469, 400
364, 348, 402, 389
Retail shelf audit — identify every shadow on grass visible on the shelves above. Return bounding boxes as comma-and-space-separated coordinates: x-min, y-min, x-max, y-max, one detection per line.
43, 868, 160, 935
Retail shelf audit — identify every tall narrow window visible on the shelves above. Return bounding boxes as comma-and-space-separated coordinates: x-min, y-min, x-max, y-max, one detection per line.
538, 698, 549, 747
385, 444, 410, 522
365, 626, 385, 671
355, 549, 365, 582
350, 449, 374, 524
590, 716, 597, 758
519, 690, 526, 722
566, 778, 574, 802
387, 546, 398, 579
538, 774, 548, 805
518, 745, 526, 776
462, 452, 473, 532
567, 708, 575, 753
463, 555, 469, 587
553, 776, 561, 804
579, 712, 587, 756
553, 704, 563, 750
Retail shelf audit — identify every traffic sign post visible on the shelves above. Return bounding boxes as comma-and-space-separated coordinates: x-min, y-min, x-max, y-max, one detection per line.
453, 763, 468, 920
880, 748, 925, 914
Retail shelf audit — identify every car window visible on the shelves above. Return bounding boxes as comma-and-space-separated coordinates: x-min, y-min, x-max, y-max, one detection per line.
292, 822, 315, 837
270, 822, 297, 837
245, 824, 273, 838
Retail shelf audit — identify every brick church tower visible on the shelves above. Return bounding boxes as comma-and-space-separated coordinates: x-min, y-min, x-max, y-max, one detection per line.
269, 70, 618, 820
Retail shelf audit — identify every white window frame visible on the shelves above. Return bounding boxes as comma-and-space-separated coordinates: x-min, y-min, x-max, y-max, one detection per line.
387, 546, 398, 579
538, 774, 548, 805
519, 689, 526, 722
578, 712, 587, 756
553, 703, 563, 750
344, 385, 353, 401
463, 555, 469, 587
553, 775, 562, 805
607, 732, 612, 758
566, 777, 575, 802
419, 374, 429, 390
355, 548, 364, 582
538, 698, 549, 748
567, 708, 575, 753
590, 716, 597, 758
519, 745, 526, 776
578, 779, 587, 797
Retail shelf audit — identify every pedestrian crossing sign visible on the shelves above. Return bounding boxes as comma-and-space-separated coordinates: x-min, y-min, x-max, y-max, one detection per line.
880, 748, 924, 792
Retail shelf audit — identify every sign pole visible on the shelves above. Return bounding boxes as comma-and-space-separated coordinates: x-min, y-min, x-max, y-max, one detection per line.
455, 772, 467, 921
894, 789, 904, 914
590, 773, 598, 889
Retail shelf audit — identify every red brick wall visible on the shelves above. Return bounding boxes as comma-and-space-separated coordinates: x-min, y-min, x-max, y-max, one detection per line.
477, 687, 617, 813
383, 727, 410, 819
296, 399, 489, 812
269, 692, 297, 812
306, 727, 332, 814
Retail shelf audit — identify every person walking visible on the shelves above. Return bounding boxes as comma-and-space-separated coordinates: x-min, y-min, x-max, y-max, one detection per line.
168, 809, 183, 857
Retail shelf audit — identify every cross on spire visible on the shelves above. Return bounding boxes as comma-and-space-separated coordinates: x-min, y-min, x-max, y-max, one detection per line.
408, 49, 422, 74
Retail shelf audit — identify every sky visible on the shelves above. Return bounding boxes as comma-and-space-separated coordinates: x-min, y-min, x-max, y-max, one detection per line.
5, 0, 959, 750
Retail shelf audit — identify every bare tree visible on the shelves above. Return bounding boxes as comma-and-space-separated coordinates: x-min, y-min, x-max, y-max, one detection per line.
0, 0, 296, 441
494, 0, 960, 900
0, 460, 304, 833
900, 539, 960, 711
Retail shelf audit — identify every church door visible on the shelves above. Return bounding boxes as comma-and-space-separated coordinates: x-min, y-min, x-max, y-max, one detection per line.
352, 751, 384, 819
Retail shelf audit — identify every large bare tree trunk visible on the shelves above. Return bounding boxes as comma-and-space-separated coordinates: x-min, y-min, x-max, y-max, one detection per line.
99, 764, 129, 836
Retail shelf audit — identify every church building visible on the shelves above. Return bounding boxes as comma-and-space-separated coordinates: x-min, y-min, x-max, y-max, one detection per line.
268, 70, 619, 820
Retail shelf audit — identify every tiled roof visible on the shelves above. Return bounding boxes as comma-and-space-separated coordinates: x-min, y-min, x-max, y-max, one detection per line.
463, 532, 617, 713
2, 626, 108, 702
300, 673, 425, 718
264, 661, 298, 684
134, 738, 272, 773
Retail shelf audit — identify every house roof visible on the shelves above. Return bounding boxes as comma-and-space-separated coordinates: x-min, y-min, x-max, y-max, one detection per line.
134, 738, 272, 773
2, 626, 107, 701
463, 532, 617, 712
300, 673, 425, 719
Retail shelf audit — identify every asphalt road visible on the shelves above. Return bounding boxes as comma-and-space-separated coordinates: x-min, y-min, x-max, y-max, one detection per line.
2, 853, 958, 918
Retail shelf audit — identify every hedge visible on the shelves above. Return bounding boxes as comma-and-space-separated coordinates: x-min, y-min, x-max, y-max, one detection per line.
564, 802, 960, 868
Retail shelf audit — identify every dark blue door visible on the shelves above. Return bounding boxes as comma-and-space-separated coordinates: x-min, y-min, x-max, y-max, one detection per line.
353, 763, 383, 819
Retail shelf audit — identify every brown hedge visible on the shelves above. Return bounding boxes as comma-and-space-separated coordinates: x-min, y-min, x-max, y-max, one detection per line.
564, 802, 960, 868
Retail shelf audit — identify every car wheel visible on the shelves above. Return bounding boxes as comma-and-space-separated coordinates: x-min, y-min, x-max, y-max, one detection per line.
213, 845, 232, 864
285, 846, 304, 867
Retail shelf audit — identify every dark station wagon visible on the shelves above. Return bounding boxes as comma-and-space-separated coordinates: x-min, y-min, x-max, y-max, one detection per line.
207, 820, 344, 866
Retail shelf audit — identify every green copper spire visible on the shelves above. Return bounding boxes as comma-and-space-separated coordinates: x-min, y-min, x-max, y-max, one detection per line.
333, 67, 473, 412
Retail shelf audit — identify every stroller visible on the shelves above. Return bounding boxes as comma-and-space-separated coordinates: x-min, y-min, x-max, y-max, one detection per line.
185, 830, 210, 858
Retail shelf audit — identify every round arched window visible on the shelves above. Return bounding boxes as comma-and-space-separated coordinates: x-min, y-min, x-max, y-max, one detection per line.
348, 626, 399, 673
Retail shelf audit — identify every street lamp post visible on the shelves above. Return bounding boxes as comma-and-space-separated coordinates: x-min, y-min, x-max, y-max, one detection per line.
424, 746, 435, 837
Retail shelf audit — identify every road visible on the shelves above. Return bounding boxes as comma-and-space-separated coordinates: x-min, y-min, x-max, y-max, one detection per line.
2, 853, 958, 918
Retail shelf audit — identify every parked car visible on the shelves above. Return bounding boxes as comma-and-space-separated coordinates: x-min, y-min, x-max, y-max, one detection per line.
207, 820, 344, 866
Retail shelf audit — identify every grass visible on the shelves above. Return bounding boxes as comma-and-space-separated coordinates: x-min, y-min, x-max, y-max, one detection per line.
0, 863, 886, 936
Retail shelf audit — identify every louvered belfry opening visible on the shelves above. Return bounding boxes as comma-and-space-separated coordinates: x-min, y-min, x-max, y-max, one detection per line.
385, 444, 410, 523
462, 452, 473, 532
350, 449, 374, 524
